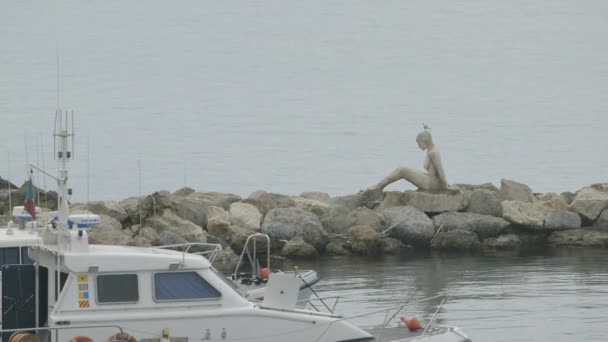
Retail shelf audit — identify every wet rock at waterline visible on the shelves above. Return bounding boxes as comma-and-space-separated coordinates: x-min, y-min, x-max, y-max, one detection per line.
433, 212, 510, 239
381, 206, 435, 247
262, 207, 329, 251
430, 229, 481, 251
281, 237, 318, 259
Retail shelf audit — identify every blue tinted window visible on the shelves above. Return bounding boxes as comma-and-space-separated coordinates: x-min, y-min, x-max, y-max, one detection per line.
0, 248, 19, 267
154, 272, 221, 301
97, 274, 139, 303
20, 247, 34, 264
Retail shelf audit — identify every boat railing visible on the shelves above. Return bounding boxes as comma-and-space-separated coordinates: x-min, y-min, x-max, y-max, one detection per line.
313, 293, 449, 342
0, 324, 128, 342
301, 288, 415, 314
232, 233, 270, 280
154, 242, 223, 264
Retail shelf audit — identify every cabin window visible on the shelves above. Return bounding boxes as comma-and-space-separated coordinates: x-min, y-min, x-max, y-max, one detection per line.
97, 274, 139, 303
154, 272, 221, 301
0, 247, 19, 267
20, 247, 34, 264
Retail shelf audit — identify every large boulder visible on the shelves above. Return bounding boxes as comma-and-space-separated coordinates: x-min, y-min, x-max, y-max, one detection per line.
173, 187, 195, 197
402, 190, 468, 213
229, 202, 262, 230
245, 191, 295, 215
382, 237, 409, 254
89, 223, 132, 246
593, 209, 608, 229
138, 227, 160, 245
348, 225, 384, 255
281, 237, 318, 259
320, 206, 351, 234
430, 229, 481, 251
300, 191, 331, 204
346, 207, 384, 232
325, 238, 351, 256
173, 196, 209, 228
373, 191, 406, 212
548, 229, 608, 247
466, 189, 502, 217
262, 208, 329, 251
158, 230, 188, 246
535, 193, 569, 210
207, 206, 231, 242
453, 183, 499, 193
188, 192, 241, 211
381, 206, 434, 247
291, 196, 330, 218
329, 194, 364, 212
146, 210, 206, 242
119, 196, 142, 225
212, 247, 240, 271
128, 236, 152, 247
73, 201, 128, 223
432, 212, 510, 239
569, 185, 608, 221
501, 200, 550, 229
544, 209, 581, 231
482, 234, 522, 250
0, 177, 17, 190
500, 179, 534, 202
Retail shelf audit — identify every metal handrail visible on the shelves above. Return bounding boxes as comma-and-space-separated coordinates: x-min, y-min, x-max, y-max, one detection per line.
232, 233, 270, 280
0, 324, 126, 342
154, 242, 223, 264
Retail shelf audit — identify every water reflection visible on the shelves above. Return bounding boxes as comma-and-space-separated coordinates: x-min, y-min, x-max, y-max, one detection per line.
276, 248, 608, 342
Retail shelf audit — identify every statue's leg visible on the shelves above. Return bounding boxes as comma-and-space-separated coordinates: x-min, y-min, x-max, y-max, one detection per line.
374, 167, 432, 190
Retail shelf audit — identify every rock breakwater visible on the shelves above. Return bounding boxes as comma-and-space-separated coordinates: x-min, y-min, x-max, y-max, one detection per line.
2, 177, 608, 260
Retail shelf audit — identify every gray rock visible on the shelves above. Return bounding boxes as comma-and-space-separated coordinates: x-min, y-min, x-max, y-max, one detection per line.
228, 225, 259, 254
534, 193, 569, 210
432, 212, 510, 239
139, 227, 160, 245
373, 191, 406, 212
207, 207, 232, 242
281, 237, 318, 259
329, 194, 364, 211
212, 247, 240, 271
548, 229, 608, 247
482, 234, 521, 249
74, 201, 129, 223
188, 191, 241, 211
544, 209, 581, 231
430, 229, 481, 251
466, 189, 502, 217
500, 179, 534, 202
382, 237, 409, 254
348, 225, 384, 255
381, 206, 435, 247
593, 209, 608, 229
146, 210, 206, 242
325, 238, 351, 256
569, 185, 608, 221
454, 183, 499, 193
208, 206, 230, 223
262, 207, 329, 251
245, 191, 295, 215
561, 192, 576, 205
321, 206, 351, 234
229, 202, 262, 230
501, 200, 550, 229
119, 196, 143, 225
89, 224, 132, 246
291, 196, 330, 218
173, 196, 209, 228
159, 230, 188, 246
300, 191, 331, 204
402, 190, 468, 213
173, 187, 195, 197
346, 207, 384, 232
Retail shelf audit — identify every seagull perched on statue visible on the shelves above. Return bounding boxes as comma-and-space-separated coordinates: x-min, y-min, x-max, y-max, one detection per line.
422, 123, 431, 130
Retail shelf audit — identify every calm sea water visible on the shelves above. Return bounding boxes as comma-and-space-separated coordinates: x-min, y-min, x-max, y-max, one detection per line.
279, 248, 608, 342
0, 1, 607, 202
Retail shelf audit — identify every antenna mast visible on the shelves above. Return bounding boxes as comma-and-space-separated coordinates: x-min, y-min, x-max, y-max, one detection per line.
54, 110, 75, 231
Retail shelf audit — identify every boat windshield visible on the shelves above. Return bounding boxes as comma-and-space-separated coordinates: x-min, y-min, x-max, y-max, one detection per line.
209, 266, 247, 298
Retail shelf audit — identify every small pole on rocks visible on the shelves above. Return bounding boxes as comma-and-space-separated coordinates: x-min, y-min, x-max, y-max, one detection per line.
138, 159, 142, 227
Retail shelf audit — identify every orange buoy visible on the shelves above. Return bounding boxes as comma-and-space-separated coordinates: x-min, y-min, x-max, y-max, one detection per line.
107, 332, 138, 342
400, 316, 424, 331
260, 267, 270, 279
69, 337, 93, 342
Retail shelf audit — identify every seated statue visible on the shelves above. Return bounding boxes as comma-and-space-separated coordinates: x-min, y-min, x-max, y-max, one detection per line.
369, 128, 450, 192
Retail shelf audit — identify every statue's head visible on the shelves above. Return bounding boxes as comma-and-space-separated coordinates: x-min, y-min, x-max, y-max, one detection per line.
416, 130, 433, 150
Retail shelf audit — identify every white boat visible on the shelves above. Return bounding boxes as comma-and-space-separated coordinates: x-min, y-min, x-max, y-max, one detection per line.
230, 233, 320, 307
0, 112, 471, 342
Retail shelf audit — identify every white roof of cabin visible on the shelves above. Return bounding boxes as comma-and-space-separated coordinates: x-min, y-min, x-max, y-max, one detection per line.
59, 245, 212, 273
0, 228, 42, 248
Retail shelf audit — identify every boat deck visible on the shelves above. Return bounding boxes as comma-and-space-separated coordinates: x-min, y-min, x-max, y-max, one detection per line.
365, 327, 469, 342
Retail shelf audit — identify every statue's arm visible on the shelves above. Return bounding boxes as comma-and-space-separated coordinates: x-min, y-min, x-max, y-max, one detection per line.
429, 151, 448, 189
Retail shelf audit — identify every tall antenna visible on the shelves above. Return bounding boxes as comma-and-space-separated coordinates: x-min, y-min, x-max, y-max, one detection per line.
138, 159, 142, 227
54, 109, 75, 231
56, 41, 60, 109
35, 134, 41, 205
87, 131, 91, 203
7, 151, 12, 215
40, 135, 48, 209
24, 131, 30, 177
